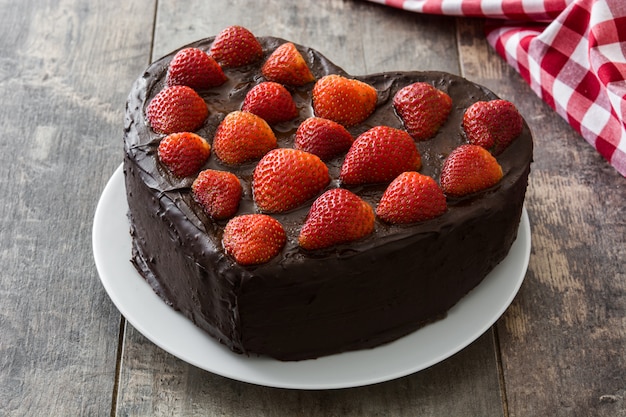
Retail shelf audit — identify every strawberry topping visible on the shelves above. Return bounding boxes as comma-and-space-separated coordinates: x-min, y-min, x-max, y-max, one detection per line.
146, 85, 208, 134
294, 117, 353, 160
376, 172, 447, 224
393, 82, 452, 141
166, 47, 227, 90
312, 75, 377, 127
192, 169, 242, 219
440, 144, 503, 197
141, 31, 528, 265
209, 25, 263, 68
241, 81, 298, 125
340, 126, 421, 185
463, 99, 523, 155
261, 42, 315, 86
157, 132, 210, 177
252, 148, 330, 213
222, 214, 286, 265
212, 111, 277, 165
299, 188, 375, 250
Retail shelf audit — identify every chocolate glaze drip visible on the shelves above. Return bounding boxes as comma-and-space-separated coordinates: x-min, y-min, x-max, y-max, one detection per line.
124, 36, 532, 361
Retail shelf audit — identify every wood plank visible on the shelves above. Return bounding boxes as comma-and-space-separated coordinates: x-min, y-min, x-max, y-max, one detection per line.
152, 0, 461, 74
457, 19, 626, 417
0, 0, 156, 415
118, 326, 503, 416
116, 1, 505, 415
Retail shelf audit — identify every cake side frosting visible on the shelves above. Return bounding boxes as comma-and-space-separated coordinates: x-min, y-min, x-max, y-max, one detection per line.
124, 35, 532, 360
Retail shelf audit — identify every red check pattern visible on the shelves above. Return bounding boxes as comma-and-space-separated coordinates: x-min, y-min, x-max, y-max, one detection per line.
369, 0, 626, 177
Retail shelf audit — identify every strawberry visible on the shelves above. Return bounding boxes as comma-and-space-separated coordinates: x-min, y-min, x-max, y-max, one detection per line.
209, 25, 262, 68
241, 81, 298, 124
157, 132, 210, 177
294, 117, 353, 160
261, 42, 315, 86
463, 99, 523, 154
393, 82, 452, 141
312, 74, 377, 127
146, 85, 208, 134
166, 47, 227, 90
376, 172, 447, 224
440, 144, 503, 197
298, 188, 375, 250
192, 169, 242, 219
222, 214, 286, 265
252, 148, 330, 213
212, 111, 277, 165
340, 126, 421, 185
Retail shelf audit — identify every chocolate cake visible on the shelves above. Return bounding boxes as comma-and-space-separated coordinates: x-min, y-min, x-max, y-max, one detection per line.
123, 31, 532, 361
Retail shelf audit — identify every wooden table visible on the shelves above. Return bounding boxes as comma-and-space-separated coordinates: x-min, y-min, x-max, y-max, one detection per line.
1, 0, 624, 415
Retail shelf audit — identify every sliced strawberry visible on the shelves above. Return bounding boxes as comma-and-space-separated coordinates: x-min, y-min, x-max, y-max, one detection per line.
440, 144, 503, 197
294, 117, 353, 160
312, 75, 377, 127
261, 42, 315, 86
241, 81, 298, 124
340, 126, 421, 185
209, 25, 262, 68
393, 82, 452, 141
298, 188, 375, 250
157, 132, 210, 177
376, 172, 447, 224
146, 85, 208, 134
222, 214, 286, 265
212, 111, 277, 165
463, 99, 523, 154
252, 148, 330, 213
192, 169, 242, 219
166, 47, 227, 90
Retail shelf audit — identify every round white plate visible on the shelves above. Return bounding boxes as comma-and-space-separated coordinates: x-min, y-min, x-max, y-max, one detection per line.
93, 164, 531, 390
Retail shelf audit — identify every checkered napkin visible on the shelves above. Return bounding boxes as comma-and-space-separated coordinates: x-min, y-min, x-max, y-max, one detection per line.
368, 0, 626, 177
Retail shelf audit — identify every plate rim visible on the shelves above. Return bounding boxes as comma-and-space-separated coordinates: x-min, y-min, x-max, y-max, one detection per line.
93, 163, 531, 390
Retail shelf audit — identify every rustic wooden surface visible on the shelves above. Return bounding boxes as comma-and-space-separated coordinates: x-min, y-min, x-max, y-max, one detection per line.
0, 0, 624, 416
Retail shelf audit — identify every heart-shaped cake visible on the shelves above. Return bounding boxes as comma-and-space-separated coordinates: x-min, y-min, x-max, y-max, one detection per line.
124, 26, 532, 361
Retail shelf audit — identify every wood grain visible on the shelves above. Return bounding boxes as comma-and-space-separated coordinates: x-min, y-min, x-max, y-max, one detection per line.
0, 0, 155, 415
117, 327, 504, 417
1, 0, 624, 416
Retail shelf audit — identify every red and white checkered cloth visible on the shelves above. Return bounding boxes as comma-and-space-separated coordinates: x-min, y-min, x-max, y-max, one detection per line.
368, 0, 626, 177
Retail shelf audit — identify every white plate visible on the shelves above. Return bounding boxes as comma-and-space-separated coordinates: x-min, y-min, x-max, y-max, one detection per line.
93, 164, 531, 390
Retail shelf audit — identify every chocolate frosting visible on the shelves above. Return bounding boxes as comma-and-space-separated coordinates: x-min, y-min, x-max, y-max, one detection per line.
124, 36, 532, 361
